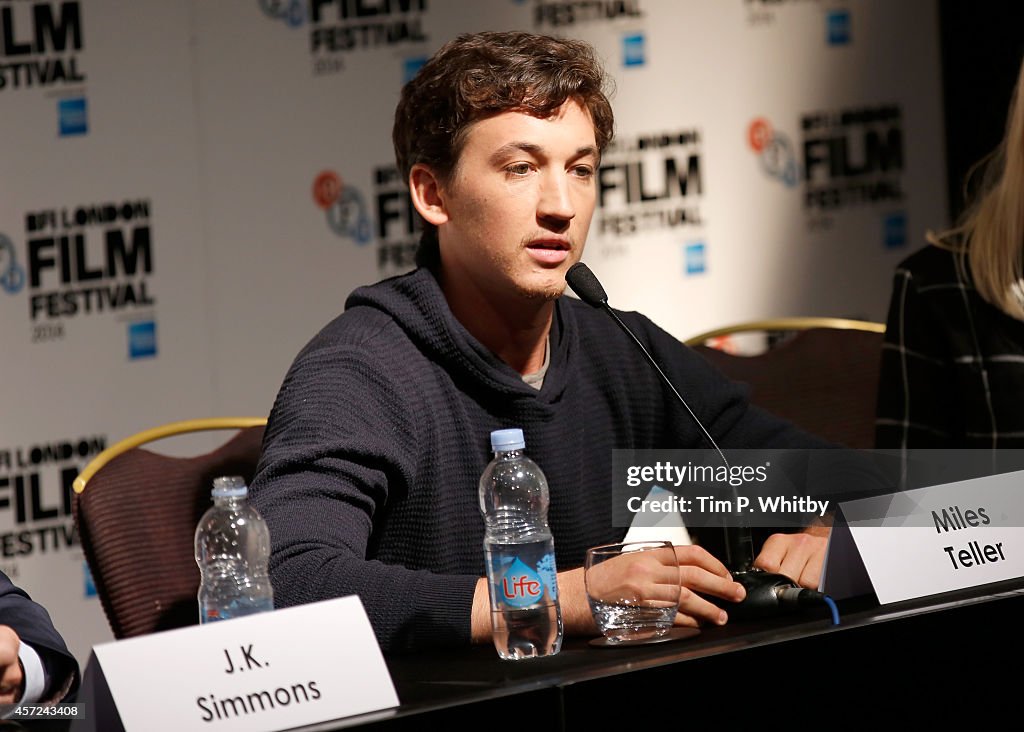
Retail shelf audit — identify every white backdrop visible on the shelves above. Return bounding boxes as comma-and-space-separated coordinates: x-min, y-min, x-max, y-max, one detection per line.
0, 0, 945, 668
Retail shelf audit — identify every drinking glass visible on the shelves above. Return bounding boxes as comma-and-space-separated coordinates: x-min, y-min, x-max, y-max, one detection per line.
585, 540, 680, 643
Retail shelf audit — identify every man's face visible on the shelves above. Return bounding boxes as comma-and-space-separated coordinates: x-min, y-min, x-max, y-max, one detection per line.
436, 100, 599, 302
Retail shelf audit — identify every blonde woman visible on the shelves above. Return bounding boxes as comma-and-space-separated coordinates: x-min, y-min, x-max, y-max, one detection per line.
875, 57, 1024, 449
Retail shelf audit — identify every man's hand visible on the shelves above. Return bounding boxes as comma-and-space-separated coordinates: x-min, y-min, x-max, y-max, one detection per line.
575, 544, 745, 627
584, 543, 689, 626
673, 545, 746, 626
753, 525, 831, 589
470, 544, 748, 642
0, 625, 24, 704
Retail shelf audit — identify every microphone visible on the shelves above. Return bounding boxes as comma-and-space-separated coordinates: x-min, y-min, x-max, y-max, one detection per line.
565, 261, 809, 618
564, 263, 732, 477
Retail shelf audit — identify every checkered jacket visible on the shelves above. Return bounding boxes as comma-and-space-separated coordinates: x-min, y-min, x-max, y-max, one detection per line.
875, 244, 1024, 449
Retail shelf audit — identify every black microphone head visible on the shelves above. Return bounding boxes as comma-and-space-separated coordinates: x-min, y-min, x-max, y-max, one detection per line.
565, 262, 608, 307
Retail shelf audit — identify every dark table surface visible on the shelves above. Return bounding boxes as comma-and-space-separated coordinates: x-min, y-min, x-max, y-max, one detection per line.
298, 576, 1024, 729
34, 578, 1024, 731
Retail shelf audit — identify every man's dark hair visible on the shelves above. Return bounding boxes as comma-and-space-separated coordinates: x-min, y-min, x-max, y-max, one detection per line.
393, 30, 615, 267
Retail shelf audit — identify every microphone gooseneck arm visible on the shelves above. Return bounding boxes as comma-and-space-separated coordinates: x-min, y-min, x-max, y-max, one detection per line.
600, 303, 756, 572
564, 261, 822, 618
600, 304, 732, 476
565, 262, 748, 568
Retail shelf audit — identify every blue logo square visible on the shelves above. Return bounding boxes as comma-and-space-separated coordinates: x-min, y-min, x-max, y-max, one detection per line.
623, 33, 645, 67
84, 562, 97, 598
58, 97, 87, 137
685, 242, 706, 275
403, 56, 427, 84
128, 320, 157, 359
827, 10, 851, 46
883, 212, 907, 248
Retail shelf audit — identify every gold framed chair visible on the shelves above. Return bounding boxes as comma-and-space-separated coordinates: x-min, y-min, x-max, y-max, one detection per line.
684, 317, 885, 346
684, 318, 885, 449
73, 417, 267, 639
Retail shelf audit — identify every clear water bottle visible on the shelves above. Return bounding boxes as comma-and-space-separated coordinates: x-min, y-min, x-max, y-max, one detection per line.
479, 428, 563, 660
194, 475, 274, 623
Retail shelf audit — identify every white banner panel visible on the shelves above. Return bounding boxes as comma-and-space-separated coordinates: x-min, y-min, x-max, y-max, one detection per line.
0, 1, 215, 666
579, 0, 945, 340
193, 0, 536, 414
196, 0, 945, 411
0, 0, 946, 675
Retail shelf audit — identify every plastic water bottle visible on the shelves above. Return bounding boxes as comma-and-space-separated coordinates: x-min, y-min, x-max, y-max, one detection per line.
479, 428, 563, 660
194, 475, 274, 623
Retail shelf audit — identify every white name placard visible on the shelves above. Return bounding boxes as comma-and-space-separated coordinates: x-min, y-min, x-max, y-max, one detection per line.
78, 595, 399, 732
822, 469, 1024, 604
622, 485, 693, 546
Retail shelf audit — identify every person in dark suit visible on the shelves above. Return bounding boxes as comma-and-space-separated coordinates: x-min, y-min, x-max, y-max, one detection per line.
0, 570, 79, 705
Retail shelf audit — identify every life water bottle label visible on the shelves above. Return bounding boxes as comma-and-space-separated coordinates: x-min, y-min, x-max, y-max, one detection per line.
501, 558, 544, 608
487, 548, 559, 610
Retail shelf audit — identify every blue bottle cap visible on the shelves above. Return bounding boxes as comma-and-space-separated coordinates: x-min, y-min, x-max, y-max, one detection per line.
212, 475, 248, 498
490, 428, 525, 451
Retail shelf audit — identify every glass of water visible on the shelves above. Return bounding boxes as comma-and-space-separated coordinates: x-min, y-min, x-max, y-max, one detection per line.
585, 540, 680, 643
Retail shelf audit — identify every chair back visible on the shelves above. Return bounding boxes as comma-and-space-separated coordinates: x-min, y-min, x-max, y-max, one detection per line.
72, 417, 266, 639
685, 319, 885, 449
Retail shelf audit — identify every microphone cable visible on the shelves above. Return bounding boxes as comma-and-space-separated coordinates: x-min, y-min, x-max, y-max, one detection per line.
775, 587, 841, 625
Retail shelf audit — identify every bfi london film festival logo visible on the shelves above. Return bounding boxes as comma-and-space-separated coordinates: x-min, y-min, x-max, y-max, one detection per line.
0, 434, 108, 578
748, 108, 907, 245
747, 118, 799, 188
259, 0, 306, 27
529, 0, 649, 71
0, 0, 87, 92
595, 128, 707, 276
2, 200, 159, 353
260, 0, 429, 77
530, 0, 644, 28
0, 233, 26, 295
0, 1, 90, 134
313, 170, 372, 246
312, 167, 420, 276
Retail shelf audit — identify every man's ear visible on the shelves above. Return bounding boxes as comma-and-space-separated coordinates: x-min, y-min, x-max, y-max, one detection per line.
409, 163, 449, 227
